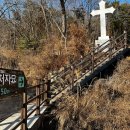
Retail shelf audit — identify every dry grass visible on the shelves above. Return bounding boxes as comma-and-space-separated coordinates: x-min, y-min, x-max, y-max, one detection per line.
67, 23, 91, 58
0, 48, 17, 59
55, 59, 130, 130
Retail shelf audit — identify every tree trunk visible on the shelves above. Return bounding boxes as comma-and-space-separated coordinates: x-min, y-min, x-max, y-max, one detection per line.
60, 0, 67, 38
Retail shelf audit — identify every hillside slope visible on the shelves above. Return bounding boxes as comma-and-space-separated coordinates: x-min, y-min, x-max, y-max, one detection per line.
56, 58, 130, 130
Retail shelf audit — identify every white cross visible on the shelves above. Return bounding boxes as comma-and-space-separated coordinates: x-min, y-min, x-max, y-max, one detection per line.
91, 0, 115, 41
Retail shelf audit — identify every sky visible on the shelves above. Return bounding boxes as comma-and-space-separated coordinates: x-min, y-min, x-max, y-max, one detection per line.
0, 0, 130, 4
111, 0, 130, 3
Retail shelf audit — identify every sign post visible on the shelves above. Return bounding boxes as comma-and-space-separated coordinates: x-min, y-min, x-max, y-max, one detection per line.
0, 68, 27, 130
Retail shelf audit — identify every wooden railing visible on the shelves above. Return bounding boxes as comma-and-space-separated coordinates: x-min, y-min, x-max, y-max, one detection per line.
7, 31, 128, 130
10, 80, 50, 130
50, 32, 127, 88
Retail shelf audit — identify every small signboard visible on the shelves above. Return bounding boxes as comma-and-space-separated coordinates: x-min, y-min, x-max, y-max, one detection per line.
0, 68, 27, 96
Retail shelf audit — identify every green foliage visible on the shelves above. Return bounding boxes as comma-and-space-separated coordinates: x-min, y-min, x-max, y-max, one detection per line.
108, 1, 130, 36
111, 0, 120, 8
18, 38, 28, 49
18, 38, 38, 50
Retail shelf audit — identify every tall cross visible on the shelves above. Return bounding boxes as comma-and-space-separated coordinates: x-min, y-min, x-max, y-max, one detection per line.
91, 0, 115, 39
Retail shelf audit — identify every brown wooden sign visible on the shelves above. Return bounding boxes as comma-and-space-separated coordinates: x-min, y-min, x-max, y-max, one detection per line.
0, 68, 26, 96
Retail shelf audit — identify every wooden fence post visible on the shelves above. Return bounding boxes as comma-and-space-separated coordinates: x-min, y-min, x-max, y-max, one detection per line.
71, 65, 74, 90
40, 80, 45, 102
21, 89, 27, 130
109, 38, 112, 59
36, 84, 40, 115
44, 79, 51, 106
124, 30, 127, 49
91, 49, 94, 73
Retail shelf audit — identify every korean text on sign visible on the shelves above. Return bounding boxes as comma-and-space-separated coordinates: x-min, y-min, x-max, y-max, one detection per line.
0, 74, 17, 85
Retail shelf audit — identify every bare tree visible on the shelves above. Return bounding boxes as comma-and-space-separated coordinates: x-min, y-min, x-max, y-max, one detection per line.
59, 0, 67, 36
59, 0, 67, 49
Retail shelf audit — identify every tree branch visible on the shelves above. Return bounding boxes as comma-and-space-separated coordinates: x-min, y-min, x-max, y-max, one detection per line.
0, 4, 16, 18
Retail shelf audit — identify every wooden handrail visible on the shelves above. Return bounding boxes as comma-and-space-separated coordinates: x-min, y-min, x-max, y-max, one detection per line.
10, 80, 50, 130
9, 32, 128, 130
49, 33, 126, 82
